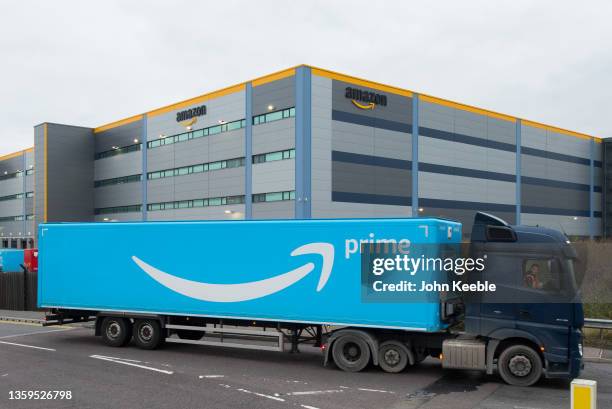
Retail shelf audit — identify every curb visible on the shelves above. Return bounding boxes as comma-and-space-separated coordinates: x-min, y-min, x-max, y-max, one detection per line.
0, 316, 45, 325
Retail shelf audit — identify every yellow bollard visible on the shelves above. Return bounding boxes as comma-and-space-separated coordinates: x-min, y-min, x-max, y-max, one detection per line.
571, 379, 597, 409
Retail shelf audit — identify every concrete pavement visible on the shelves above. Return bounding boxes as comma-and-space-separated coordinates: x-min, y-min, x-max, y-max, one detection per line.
0, 321, 610, 409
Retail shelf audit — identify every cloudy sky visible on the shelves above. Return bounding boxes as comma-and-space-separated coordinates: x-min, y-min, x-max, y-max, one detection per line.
0, 1, 610, 155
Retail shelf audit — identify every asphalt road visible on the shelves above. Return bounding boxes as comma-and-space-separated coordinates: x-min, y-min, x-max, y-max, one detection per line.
0, 322, 610, 409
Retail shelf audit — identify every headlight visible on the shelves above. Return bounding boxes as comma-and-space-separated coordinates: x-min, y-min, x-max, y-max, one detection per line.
578, 342, 583, 357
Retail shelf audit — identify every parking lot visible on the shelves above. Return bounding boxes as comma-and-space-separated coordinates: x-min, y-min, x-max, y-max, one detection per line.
0, 321, 610, 409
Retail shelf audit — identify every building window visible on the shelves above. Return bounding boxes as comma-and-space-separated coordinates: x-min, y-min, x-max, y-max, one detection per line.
94, 205, 142, 215
147, 157, 245, 180
0, 170, 24, 181
147, 118, 246, 149
26, 214, 34, 220
252, 190, 295, 203
147, 195, 245, 212
94, 174, 142, 188
252, 107, 295, 125
95, 143, 142, 160
26, 168, 34, 176
0, 215, 27, 222
0, 192, 33, 202
253, 148, 295, 164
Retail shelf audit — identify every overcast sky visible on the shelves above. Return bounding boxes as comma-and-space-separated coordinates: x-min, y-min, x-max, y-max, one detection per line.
0, 1, 610, 155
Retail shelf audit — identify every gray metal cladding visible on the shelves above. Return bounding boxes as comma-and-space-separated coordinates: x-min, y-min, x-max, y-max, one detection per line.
252, 118, 295, 155
252, 76, 295, 116
252, 201, 294, 219
252, 159, 295, 194
0, 156, 23, 175
45, 123, 94, 222
34, 125, 45, 228
521, 183, 589, 212
332, 161, 412, 199
94, 182, 142, 209
95, 120, 142, 153
95, 151, 142, 181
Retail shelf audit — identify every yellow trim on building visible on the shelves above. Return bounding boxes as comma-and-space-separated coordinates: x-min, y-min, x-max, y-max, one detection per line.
419, 94, 516, 123
310, 66, 413, 97
94, 114, 144, 134
43, 123, 48, 223
90, 64, 600, 142
0, 147, 33, 162
522, 119, 599, 142
147, 83, 245, 119
252, 67, 296, 87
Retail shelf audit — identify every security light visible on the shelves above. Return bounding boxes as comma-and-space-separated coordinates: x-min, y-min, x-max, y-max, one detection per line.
267, 104, 275, 111
224, 210, 233, 214
134, 139, 139, 143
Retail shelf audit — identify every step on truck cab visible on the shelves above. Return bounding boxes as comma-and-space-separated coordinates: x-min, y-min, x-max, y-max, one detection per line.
38, 212, 583, 386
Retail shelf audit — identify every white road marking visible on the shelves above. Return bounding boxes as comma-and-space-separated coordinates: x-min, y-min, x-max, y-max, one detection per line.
300, 405, 320, 409
287, 389, 344, 396
219, 384, 232, 388
357, 387, 395, 394
0, 340, 55, 351
90, 355, 173, 374
338, 386, 350, 389
199, 374, 225, 379
236, 388, 285, 402
0, 328, 71, 339
2, 374, 7, 377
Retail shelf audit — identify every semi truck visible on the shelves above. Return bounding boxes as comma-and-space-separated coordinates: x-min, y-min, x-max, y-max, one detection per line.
38, 212, 583, 386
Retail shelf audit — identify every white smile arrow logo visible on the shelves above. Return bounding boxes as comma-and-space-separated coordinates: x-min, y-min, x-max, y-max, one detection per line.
131, 243, 334, 302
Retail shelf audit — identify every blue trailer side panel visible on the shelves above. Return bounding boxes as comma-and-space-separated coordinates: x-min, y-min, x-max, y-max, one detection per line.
38, 218, 461, 331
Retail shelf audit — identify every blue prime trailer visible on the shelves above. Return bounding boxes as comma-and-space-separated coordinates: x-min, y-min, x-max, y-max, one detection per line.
38, 213, 583, 386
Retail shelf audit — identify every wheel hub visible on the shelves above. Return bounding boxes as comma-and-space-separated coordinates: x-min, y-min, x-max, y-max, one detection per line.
107, 322, 120, 339
139, 324, 153, 342
343, 343, 361, 362
508, 354, 532, 377
384, 349, 401, 366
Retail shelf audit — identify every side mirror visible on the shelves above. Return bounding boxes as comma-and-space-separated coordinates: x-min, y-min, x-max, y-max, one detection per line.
485, 226, 517, 242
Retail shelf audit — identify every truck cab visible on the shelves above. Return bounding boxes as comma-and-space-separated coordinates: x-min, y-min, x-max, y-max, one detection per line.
462, 212, 583, 385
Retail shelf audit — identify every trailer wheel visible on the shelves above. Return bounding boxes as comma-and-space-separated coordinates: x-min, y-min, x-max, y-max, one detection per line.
133, 319, 164, 350
378, 341, 410, 373
332, 334, 371, 372
498, 344, 542, 386
101, 317, 132, 347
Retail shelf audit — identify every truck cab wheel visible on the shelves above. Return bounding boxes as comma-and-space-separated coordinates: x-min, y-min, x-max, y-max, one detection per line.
378, 341, 411, 373
101, 317, 132, 347
331, 334, 371, 372
498, 344, 543, 386
133, 319, 164, 350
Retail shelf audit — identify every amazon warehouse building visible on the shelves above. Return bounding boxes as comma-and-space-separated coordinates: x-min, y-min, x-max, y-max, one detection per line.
1, 65, 611, 248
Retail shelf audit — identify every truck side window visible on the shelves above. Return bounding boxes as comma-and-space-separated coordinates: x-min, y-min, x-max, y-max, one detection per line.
523, 259, 561, 292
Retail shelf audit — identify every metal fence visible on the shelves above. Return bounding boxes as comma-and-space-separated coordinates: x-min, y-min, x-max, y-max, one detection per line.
0, 271, 38, 311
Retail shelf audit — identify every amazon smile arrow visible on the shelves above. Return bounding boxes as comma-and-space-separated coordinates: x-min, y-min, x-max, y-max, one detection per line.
131, 242, 334, 303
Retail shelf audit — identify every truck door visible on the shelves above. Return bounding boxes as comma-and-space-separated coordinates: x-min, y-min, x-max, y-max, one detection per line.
515, 257, 572, 360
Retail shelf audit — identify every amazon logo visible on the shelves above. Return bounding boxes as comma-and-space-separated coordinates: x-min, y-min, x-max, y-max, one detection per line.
345, 87, 387, 110
176, 105, 207, 125
132, 243, 335, 303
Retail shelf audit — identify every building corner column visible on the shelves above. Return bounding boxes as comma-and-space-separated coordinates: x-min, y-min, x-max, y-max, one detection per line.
245, 83, 253, 220
589, 137, 595, 239
516, 119, 522, 225
411, 94, 419, 217
295, 66, 312, 219
141, 114, 148, 221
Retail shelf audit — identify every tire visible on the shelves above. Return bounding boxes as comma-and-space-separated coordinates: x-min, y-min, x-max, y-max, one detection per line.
176, 330, 204, 340
378, 341, 410, 373
498, 344, 543, 386
101, 317, 132, 347
331, 334, 371, 372
133, 319, 164, 350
